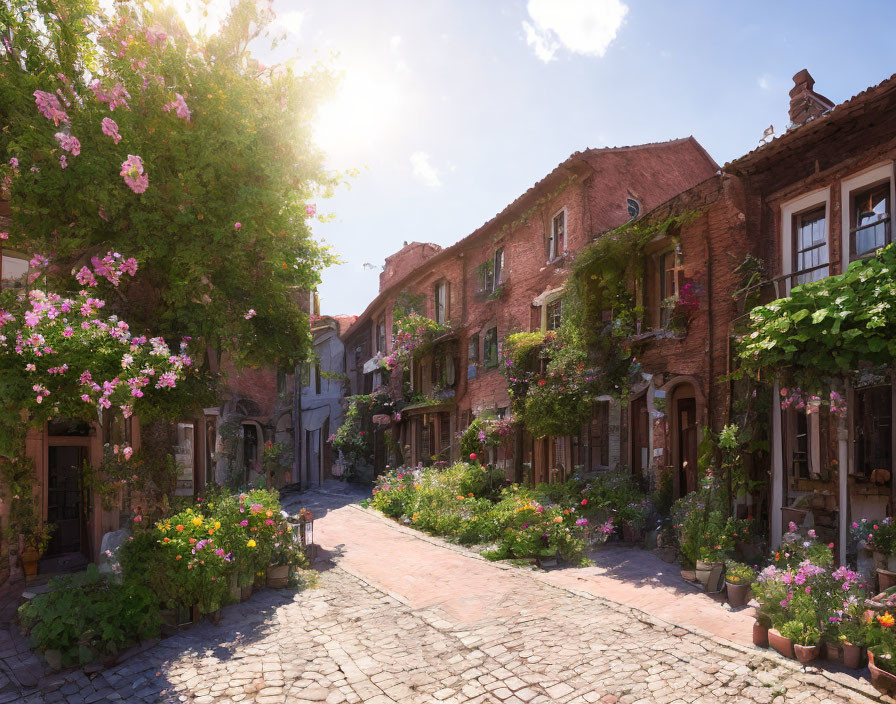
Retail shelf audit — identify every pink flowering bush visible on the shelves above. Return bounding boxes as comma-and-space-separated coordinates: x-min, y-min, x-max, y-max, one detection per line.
1, 0, 336, 377
0, 255, 193, 455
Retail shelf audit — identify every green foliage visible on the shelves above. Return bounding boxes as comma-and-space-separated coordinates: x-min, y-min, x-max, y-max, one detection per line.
738, 244, 896, 390
330, 397, 373, 473
0, 0, 337, 374
458, 418, 514, 459
385, 312, 451, 370
369, 463, 594, 564
17, 564, 161, 668
779, 620, 820, 646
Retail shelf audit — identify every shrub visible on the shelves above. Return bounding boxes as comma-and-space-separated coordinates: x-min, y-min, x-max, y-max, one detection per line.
371, 464, 590, 563
18, 564, 160, 667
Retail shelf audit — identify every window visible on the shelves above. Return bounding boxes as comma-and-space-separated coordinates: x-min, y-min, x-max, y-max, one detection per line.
483, 326, 498, 369
493, 248, 504, 288
851, 183, 891, 259
854, 386, 892, 481
478, 248, 504, 295
438, 412, 451, 460
549, 210, 565, 260
314, 361, 322, 395
658, 250, 683, 328
467, 333, 480, 365
792, 206, 828, 285
546, 298, 562, 331
434, 281, 448, 324
626, 198, 640, 219
376, 318, 386, 354
1, 252, 28, 290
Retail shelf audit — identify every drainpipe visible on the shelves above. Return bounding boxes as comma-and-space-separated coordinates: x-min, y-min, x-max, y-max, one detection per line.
300, 365, 305, 489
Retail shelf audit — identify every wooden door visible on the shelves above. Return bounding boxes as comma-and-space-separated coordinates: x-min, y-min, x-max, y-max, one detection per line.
46, 445, 87, 556
677, 398, 698, 496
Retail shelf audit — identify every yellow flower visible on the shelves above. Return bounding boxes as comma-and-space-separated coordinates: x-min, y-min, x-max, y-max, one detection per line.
878, 612, 895, 628
553, 517, 563, 524
214, 521, 221, 529
247, 539, 256, 548
192, 516, 202, 527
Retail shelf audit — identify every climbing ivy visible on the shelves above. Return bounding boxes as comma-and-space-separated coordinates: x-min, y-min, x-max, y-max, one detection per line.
737, 244, 896, 391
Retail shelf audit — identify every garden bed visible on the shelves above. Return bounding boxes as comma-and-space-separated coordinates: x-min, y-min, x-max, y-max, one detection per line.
367, 463, 653, 565
17, 488, 312, 670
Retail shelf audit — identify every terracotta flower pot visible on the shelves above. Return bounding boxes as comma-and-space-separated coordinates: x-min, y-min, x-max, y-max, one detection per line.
768, 628, 794, 659
726, 582, 751, 608
879, 568, 896, 592
680, 568, 696, 582
794, 643, 820, 664
266, 564, 289, 589
21, 546, 40, 579
752, 621, 769, 648
823, 640, 842, 664
843, 643, 863, 670
868, 652, 896, 694
695, 560, 725, 593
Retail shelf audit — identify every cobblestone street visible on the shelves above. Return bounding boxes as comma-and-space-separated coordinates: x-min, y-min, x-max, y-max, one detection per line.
6, 489, 887, 704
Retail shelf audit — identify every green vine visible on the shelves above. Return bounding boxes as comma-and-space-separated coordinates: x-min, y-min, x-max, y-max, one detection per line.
737, 244, 896, 392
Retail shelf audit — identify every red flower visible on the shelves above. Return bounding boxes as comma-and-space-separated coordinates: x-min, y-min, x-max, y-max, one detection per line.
581, 499, 588, 506
469, 453, 477, 460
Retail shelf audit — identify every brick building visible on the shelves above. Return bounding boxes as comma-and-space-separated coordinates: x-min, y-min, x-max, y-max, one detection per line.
723, 69, 896, 560
341, 139, 718, 480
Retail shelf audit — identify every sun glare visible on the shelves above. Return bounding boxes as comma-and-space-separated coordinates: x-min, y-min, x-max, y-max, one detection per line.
313, 69, 407, 168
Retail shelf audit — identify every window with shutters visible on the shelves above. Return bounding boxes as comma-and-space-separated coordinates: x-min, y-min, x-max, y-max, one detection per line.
549, 209, 566, 260
433, 280, 448, 324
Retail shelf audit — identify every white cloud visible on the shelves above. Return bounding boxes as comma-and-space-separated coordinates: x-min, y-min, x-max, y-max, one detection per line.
758, 74, 772, 91
390, 35, 403, 52
276, 10, 305, 36
410, 151, 442, 188
523, 0, 628, 63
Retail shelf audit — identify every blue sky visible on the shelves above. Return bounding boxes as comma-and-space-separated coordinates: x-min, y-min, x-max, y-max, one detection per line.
234, 0, 896, 316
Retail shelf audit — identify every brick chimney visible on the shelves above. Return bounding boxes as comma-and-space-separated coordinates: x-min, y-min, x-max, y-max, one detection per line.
788, 69, 834, 128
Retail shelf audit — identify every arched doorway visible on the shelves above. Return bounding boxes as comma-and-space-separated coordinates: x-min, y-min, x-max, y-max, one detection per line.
662, 378, 705, 499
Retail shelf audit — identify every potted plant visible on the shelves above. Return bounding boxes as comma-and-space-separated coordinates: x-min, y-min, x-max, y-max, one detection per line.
861, 518, 896, 589
20, 519, 54, 579
865, 611, 896, 693
724, 561, 755, 608
696, 546, 727, 593
768, 623, 795, 659
266, 539, 295, 589
836, 619, 866, 670
780, 621, 821, 664
753, 613, 771, 648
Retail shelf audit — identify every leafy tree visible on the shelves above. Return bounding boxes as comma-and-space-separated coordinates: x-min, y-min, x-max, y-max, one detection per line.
0, 0, 337, 385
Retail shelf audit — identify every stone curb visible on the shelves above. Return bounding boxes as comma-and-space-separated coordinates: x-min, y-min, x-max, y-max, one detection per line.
349, 503, 890, 704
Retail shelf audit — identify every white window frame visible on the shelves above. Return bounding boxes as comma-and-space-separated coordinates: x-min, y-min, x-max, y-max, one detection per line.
541, 292, 563, 332
840, 162, 896, 266
549, 207, 567, 261
434, 280, 448, 324
781, 187, 830, 295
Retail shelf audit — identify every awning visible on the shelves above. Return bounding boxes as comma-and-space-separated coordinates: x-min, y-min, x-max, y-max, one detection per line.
362, 355, 382, 374
301, 405, 330, 431
400, 401, 455, 415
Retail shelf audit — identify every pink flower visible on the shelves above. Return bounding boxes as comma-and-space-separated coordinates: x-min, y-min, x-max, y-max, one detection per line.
34, 90, 69, 125
120, 155, 148, 194
101, 117, 122, 144
235, 222, 242, 230
163, 93, 191, 121
0, 232, 7, 240
59, 155, 67, 169
244, 309, 257, 319
144, 26, 168, 47
305, 203, 317, 217
55, 132, 81, 155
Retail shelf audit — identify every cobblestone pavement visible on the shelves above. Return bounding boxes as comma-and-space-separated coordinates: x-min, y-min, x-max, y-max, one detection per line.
6, 487, 888, 704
